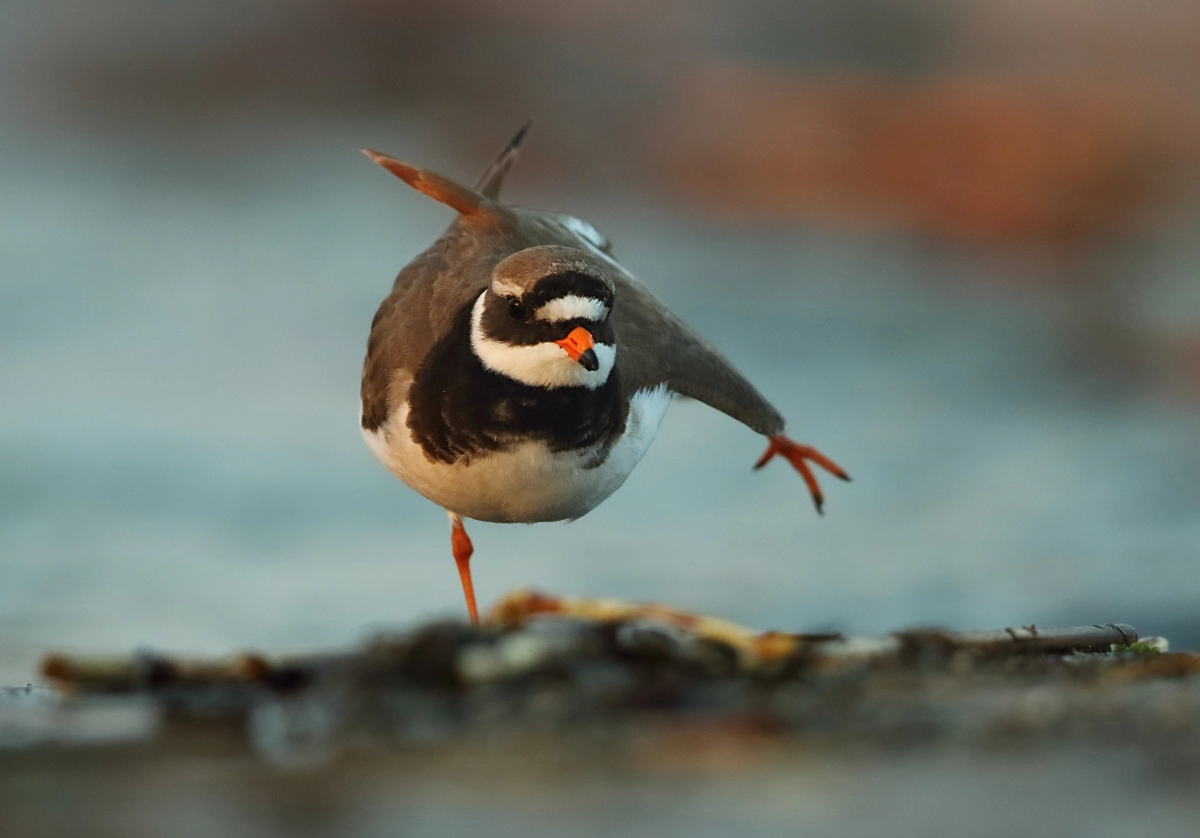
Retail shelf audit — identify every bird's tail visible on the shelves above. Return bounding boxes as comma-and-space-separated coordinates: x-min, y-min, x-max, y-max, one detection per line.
475, 121, 531, 200
361, 122, 531, 216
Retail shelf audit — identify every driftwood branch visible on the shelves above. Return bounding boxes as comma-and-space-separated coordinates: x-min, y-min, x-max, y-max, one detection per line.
39, 590, 1140, 693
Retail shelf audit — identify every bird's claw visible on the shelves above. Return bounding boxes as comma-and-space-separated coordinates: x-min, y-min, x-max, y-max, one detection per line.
753, 434, 850, 515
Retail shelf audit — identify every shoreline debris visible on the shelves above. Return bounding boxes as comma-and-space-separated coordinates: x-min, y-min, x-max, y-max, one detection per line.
16, 591, 1199, 765
38, 590, 1147, 694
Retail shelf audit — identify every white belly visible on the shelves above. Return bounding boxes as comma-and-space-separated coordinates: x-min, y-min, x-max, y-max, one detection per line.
363, 385, 671, 523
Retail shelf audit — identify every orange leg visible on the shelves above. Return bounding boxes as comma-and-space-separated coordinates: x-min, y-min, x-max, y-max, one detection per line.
448, 512, 479, 625
754, 434, 850, 515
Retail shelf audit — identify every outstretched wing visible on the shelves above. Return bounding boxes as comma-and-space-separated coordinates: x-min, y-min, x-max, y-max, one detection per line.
536, 211, 786, 437
611, 273, 785, 437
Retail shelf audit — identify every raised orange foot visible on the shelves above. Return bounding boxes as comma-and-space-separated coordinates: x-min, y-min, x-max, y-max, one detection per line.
753, 435, 850, 515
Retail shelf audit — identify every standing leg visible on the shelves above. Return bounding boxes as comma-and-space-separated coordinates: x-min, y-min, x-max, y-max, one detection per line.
447, 511, 479, 625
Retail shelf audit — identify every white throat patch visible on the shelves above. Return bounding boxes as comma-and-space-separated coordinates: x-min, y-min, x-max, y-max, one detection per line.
470, 293, 615, 390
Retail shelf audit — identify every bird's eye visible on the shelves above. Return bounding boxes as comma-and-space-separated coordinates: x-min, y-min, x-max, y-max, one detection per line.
507, 297, 527, 320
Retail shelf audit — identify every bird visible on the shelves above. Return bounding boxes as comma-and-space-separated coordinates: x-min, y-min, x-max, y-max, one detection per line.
359, 125, 849, 625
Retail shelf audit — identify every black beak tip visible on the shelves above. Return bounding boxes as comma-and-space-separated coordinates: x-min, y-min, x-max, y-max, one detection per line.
578, 348, 600, 372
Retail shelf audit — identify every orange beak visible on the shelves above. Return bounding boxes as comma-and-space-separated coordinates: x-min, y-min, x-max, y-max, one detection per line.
555, 326, 600, 371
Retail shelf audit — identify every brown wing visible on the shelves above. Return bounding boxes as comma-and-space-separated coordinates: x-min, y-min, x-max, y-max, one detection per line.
361, 138, 547, 432
361, 207, 581, 431
611, 273, 785, 437
361, 217, 514, 431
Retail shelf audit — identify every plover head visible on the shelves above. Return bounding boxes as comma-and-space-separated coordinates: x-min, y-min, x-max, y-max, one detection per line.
471, 245, 616, 389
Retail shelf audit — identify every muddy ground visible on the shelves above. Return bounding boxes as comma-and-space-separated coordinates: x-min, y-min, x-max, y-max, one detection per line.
4, 607, 1200, 837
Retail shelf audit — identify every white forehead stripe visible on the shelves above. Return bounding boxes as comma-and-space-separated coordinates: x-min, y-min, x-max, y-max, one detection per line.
470, 293, 615, 390
535, 294, 608, 323
492, 279, 523, 297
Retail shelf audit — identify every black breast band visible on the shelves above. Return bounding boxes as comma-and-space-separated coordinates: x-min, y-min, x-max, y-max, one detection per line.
405, 303, 627, 465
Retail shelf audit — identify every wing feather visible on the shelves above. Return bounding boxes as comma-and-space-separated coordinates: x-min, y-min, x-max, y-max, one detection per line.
610, 273, 785, 436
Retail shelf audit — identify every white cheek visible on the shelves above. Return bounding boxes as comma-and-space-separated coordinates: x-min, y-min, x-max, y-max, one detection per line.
470, 293, 615, 389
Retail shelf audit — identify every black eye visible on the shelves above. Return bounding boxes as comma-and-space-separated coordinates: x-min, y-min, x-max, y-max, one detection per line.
507, 297, 527, 320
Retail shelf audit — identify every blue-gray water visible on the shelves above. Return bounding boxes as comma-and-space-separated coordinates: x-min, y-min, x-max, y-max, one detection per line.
5, 126, 1200, 680
4, 4, 1200, 685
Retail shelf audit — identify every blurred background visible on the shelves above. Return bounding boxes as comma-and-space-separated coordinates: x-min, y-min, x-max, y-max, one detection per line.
3, 0, 1200, 683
